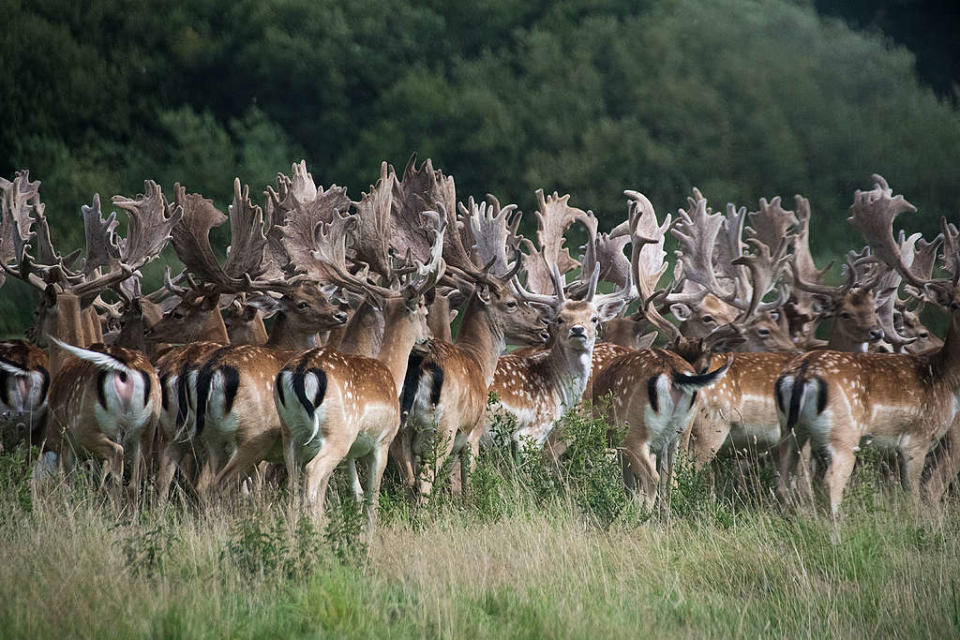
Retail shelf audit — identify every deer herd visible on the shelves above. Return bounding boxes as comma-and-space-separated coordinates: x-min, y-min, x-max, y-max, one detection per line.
0, 160, 958, 530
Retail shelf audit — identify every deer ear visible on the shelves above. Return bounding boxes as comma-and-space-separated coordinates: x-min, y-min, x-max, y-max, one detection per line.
598, 299, 626, 322
199, 295, 219, 312
670, 303, 691, 322
476, 284, 492, 304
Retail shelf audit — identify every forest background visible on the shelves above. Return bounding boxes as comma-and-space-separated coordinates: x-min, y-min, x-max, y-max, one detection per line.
2, 0, 958, 333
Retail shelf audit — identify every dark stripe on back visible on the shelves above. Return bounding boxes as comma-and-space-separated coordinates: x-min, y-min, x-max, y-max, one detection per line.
774, 376, 786, 415
160, 373, 170, 411
276, 369, 288, 406
425, 362, 444, 405
0, 370, 8, 406
194, 346, 233, 436
38, 367, 49, 403
816, 378, 828, 414
647, 376, 659, 413
399, 351, 426, 425
221, 366, 241, 415
97, 370, 109, 409
141, 371, 152, 408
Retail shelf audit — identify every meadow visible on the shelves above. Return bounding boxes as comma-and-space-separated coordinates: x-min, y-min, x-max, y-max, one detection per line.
0, 410, 957, 639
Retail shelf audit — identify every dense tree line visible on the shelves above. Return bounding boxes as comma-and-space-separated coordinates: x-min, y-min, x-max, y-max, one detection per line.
2, 0, 958, 333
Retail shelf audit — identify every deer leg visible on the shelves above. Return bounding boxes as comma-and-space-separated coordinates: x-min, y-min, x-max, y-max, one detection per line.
417, 422, 457, 502
302, 443, 349, 519
459, 428, 482, 498
622, 429, 658, 509
899, 440, 931, 496
347, 458, 364, 504
283, 429, 301, 513
214, 443, 267, 494
776, 430, 808, 506
921, 418, 960, 502
819, 444, 856, 518
390, 427, 416, 490
362, 441, 391, 535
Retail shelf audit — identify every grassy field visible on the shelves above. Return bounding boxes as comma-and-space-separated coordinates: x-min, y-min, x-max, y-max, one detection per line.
1, 412, 958, 639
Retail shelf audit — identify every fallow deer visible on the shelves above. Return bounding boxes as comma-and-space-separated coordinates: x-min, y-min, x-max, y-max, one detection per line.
0, 340, 49, 453
591, 201, 736, 512
397, 178, 549, 499
2, 174, 180, 492
775, 176, 960, 515
275, 203, 445, 531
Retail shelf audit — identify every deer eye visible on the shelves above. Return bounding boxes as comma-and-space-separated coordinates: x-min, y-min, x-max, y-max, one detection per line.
840, 312, 852, 319
297, 301, 309, 310
919, 332, 929, 339
505, 301, 517, 309
757, 328, 770, 337
592, 316, 600, 324
172, 311, 184, 320
702, 315, 715, 324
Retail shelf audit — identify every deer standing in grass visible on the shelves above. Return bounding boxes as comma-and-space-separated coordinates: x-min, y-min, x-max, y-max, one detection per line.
275, 188, 445, 530
1, 175, 179, 493
397, 175, 549, 500
775, 176, 960, 515
592, 197, 736, 513
488, 190, 652, 455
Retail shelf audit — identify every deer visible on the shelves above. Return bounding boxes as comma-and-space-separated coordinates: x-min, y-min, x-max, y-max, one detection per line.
591, 199, 737, 514
182, 167, 355, 498
396, 167, 550, 500
1, 175, 180, 492
483, 193, 633, 452
668, 191, 796, 353
775, 175, 960, 516
679, 193, 908, 475
274, 188, 445, 532
0, 340, 49, 453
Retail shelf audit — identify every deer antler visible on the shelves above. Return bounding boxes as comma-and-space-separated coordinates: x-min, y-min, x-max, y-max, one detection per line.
671, 188, 732, 298
793, 195, 832, 285
80, 195, 121, 277
461, 194, 521, 279
170, 184, 231, 288
523, 189, 598, 295
847, 174, 925, 287
352, 162, 395, 279
224, 179, 269, 282
69, 181, 182, 298
0, 171, 43, 289
746, 196, 798, 255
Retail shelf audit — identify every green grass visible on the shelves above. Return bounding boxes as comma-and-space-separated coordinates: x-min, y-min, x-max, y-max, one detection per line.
0, 413, 958, 639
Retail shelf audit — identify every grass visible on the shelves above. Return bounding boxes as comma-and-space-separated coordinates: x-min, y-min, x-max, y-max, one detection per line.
0, 411, 958, 639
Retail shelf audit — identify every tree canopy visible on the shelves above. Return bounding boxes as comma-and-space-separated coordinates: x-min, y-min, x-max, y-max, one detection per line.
2, 0, 958, 334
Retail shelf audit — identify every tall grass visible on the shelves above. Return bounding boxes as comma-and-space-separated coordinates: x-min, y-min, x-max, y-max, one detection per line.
0, 410, 958, 639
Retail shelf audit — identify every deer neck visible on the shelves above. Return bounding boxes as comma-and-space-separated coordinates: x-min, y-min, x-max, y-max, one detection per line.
201, 310, 230, 343
932, 309, 960, 384
826, 327, 867, 353
377, 308, 422, 396
266, 313, 319, 351
339, 301, 384, 358
545, 339, 594, 411
454, 293, 504, 385
427, 296, 453, 341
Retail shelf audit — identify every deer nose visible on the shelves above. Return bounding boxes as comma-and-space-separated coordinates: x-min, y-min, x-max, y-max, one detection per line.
334, 311, 349, 324
569, 325, 586, 339
868, 328, 884, 341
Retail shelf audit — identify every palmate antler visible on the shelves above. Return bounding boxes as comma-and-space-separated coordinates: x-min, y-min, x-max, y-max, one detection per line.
848, 174, 957, 300
352, 162, 396, 280
461, 194, 521, 278
671, 189, 733, 299
524, 189, 599, 295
